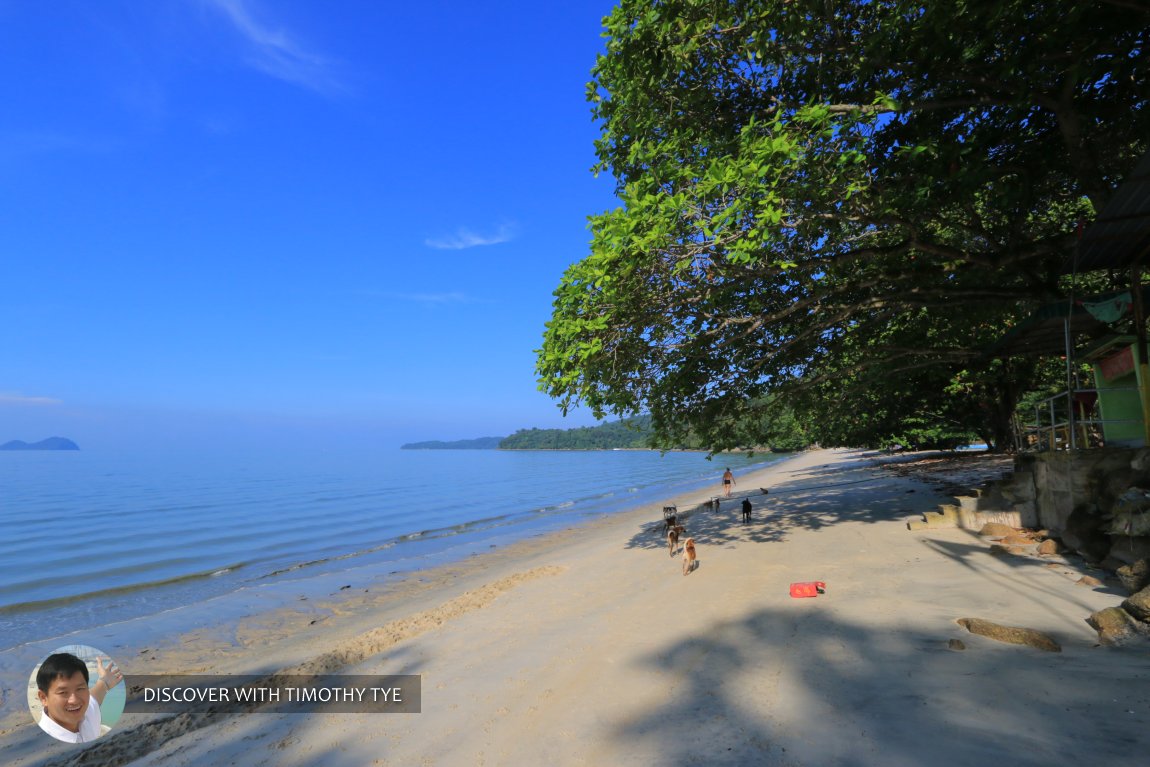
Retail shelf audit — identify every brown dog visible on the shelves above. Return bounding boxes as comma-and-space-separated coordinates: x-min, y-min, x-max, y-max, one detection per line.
667, 524, 685, 556
682, 537, 697, 575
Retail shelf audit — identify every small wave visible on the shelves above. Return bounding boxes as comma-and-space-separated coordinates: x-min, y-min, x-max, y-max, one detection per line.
0, 563, 248, 615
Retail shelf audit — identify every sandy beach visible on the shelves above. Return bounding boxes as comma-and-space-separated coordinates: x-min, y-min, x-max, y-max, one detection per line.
8, 448, 1150, 767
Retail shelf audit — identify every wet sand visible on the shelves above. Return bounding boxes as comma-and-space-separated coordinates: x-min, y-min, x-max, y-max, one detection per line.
7, 449, 1150, 766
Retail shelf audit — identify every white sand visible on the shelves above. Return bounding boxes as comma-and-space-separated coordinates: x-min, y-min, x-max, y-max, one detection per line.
7, 449, 1150, 766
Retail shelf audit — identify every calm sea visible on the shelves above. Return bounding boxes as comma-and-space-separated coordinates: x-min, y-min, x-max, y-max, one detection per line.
0, 447, 783, 652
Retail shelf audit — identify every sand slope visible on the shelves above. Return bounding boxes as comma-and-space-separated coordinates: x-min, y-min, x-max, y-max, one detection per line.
10, 449, 1150, 766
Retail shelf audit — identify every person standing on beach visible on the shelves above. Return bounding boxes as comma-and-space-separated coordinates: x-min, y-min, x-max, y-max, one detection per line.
722, 467, 735, 497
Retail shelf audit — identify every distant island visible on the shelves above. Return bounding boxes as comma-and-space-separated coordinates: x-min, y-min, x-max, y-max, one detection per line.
0, 437, 80, 451
401, 436, 505, 450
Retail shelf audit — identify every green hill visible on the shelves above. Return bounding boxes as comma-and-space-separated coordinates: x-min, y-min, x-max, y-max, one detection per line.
498, 417, 656, 450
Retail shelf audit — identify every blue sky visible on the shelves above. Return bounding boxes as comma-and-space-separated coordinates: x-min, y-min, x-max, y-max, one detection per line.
1, 0, 621, 450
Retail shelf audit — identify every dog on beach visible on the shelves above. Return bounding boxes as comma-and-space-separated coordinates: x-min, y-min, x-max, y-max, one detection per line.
682, 537, 697, 575
667, 524, 685, 556
741, 498, 752, 523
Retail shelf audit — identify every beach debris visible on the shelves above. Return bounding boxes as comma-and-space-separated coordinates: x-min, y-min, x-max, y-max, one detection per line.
979, 522, 1015, 538
956, 618, 1061, 652
947, 639, 966, 651
789, 581, 826, 598
1086, 606, 1148, 646
340, 584, 351, 590
1117, 559, 1150, 594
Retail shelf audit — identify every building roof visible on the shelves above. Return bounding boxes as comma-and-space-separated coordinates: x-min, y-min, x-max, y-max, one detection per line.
1070, 149, 1150, 273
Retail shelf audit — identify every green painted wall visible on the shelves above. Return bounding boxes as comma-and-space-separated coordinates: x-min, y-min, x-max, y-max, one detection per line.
1093, 343, 1146, 446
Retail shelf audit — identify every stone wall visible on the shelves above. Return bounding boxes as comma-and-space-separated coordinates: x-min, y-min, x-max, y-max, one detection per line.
908, 447, 1150, 571
1014, 447, 1150, 569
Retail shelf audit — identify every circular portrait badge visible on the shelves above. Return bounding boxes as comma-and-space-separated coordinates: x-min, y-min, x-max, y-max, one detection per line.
28, 645, 125, 744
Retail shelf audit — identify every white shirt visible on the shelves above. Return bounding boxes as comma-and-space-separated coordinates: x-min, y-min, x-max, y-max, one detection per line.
37, 696, 102, 744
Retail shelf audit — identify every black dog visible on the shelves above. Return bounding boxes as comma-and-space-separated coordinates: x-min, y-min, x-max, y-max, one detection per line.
741, 498, 752, 523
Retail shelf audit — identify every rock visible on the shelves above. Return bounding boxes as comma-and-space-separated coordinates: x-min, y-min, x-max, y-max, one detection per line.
1076, 575, 1103, 587
947, 639, 966, 651
1123, 586, 1150, 622
1112, 486, 1150, 517
979, 522, 1015, 538
1008, 546, 1025, 555
1117, 559, 1150, 594
1002, 534, 1033, 546
956, 618, 1061, 652
1098, 468, 1146, 506
1037, 539, 1060, 555
1062, 503, 1111, 562
1086, 606, 1146, 645
1105, 536, 1150, 566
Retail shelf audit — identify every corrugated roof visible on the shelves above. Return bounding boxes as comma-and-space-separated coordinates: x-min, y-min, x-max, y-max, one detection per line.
1070, 149, 1150, 273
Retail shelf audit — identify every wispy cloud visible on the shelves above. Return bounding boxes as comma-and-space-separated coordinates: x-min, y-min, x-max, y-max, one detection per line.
202, 0, 345, 96
0, 392, 62, 406
424, 223, 517, 251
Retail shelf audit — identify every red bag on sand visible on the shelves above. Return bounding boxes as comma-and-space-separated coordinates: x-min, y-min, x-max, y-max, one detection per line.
789, 581, 826, 598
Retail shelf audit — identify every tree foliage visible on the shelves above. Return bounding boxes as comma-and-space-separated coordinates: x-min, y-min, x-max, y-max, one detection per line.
538, 0, 1149, 451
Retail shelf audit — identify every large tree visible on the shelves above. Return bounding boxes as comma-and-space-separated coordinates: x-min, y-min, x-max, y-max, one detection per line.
538, 0, 1149, 451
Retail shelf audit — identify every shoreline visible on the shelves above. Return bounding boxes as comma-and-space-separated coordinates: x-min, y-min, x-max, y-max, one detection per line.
0, 452, 798, 741
1, 450, 784, 655
7, 448, 1149, 766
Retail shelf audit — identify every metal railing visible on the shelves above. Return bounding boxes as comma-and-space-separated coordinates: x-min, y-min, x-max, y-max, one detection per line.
1020, 387, 1145, 451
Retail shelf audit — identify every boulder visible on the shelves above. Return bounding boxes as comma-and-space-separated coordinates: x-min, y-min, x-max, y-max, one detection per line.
1105, 535, 1150, 566
956, 618, 1061, 652
1116, 559, 1150, 594
1076, 575, 1103, 587
1086, 607, 1145, 645
979, 522, 1015, 538
1097, 468, 1146, 506
1122, 586, 1150, 622
1037, 539, 1060, 556
1001, 534, 1034, 546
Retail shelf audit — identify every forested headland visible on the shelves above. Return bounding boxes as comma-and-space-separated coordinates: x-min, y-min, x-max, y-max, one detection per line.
403, 412, 809, 451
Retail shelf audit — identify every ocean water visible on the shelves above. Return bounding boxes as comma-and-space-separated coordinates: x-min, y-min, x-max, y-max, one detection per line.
0, 447, 783, 653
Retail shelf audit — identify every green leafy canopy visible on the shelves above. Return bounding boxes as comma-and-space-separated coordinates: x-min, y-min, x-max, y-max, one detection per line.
539, 0, 1150, 452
